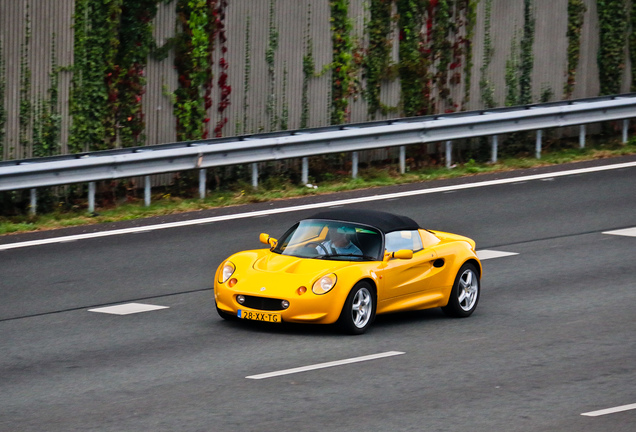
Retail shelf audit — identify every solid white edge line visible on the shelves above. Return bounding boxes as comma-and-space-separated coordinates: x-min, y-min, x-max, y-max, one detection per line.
581, 403, 636, 417
246, 351, 405, 380
2, 161, 635, 251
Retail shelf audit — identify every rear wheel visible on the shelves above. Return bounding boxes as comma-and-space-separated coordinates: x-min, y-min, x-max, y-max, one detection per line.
338, 282, 376, 335
442, 263, 480, 318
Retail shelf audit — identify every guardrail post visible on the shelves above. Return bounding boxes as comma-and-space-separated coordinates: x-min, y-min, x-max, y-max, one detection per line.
352, 151, 359, 179
445, 141, 452, 168
535, 129, 543, 159
579, 124, 586, 148
88, 182, 96, 213
302, 157, 309, 184
399, 146, 405, 174
199, 169, 206, 199
251, 163, 258, 188
144, 176, 151, 207
29, 188, 37, 216
623, 119, 629, 143
491, 135, 498, 163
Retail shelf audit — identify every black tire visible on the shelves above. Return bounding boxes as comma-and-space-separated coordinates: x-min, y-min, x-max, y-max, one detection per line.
442, 263, 480, 318
338, 281, 376, 335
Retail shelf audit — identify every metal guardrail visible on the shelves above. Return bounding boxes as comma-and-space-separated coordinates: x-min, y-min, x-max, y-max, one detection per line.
1, 94, 635, 213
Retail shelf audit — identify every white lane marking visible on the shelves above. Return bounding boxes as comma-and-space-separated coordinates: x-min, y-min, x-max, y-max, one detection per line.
477, 250, 519, 260
88, 303, 169, 315
2, 161, 635, 251
581, 403, 636, 417
246, 351, 405, 380
603, 227, 636, 237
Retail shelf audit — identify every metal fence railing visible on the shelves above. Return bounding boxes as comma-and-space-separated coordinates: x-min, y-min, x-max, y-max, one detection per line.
1, 94, 635, 214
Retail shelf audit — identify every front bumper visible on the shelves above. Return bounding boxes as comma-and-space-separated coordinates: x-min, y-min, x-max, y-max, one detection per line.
214, 283, 342, 324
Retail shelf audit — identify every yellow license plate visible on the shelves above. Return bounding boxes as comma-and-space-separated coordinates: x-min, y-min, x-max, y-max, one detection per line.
238, 310, 282, 323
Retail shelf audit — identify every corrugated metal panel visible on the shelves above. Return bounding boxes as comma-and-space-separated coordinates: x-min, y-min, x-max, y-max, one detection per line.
0, 0, 629, 159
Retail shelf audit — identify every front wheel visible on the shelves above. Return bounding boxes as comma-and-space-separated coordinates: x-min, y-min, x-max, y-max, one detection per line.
338, 282, 376, 335
442, 263, 480, 318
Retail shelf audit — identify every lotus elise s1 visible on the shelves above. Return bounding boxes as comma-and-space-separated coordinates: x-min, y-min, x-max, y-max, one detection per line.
214, 209, 481, 334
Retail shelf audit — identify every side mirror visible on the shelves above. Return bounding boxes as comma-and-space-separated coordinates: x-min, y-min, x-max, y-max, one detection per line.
259, 233, 277, 248
384, 249, 413, 261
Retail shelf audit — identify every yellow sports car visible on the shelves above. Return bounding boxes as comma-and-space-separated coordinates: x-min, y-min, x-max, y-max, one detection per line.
214, 209, 481, 334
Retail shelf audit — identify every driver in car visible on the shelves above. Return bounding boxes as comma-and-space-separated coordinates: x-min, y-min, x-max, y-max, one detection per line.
317, 226, 362, 256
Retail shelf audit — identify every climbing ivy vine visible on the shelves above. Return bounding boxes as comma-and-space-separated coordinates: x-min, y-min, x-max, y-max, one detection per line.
597, 0, 628, 95
301, 4, 315, 129
19, 3, 32, 158
461, 0, 478, 107
265, 0, 279, 130
0, 39, 5, 160
174, 0, 212, 141
70, 0, 161, 152
69, 0, 117, 153
115, 0, 161, 147
394, 0, 477, 117
33, 35, 61, 158
564, 0, 586, 98
364, 0, 393, 119
240, 15, 251, 134
479, 0, 495, 109
519, 0, 535, 105
630, 1, 636, 91
329, 0, 355, 125
396, 0, 426, 117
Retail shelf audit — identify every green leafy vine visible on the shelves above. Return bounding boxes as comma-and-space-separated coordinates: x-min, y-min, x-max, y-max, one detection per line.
0, 38, 6, 159
396, 0, 426, 117
19, 2, 32, 158
240, 15, 251, 134
564, 0, 586, 98
479, 0, 495, 108
364, 0, 393, 119
266, 0, 279, 130
519, 0, 535, 105
329, 0, 354, 125
597, 0, 628, 95
631, 2, 636, 91
33, 35, 61, 158
301, 3, 315, 129
115, 1, 161, 147
174, 0, 211, 141
461, 0, 478, 107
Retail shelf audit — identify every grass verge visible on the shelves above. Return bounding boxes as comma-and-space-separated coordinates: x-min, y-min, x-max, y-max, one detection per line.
1, 139, 635, 236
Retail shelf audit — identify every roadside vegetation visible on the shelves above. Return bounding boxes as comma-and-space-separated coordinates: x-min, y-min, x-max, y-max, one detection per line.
0, 136, 634, 236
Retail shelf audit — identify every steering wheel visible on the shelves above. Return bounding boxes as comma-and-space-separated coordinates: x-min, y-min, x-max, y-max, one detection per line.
306, 242, 330, 255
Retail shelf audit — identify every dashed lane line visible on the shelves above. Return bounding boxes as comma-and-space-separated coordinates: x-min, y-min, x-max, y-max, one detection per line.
603, 227, 636, 237
582, 403, 636, 417
246, 351, 405, 380
476, 250, 519, 260
88, 303, 169, 315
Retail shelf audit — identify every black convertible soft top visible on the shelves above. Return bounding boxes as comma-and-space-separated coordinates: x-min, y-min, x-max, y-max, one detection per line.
309, 209, 420, 233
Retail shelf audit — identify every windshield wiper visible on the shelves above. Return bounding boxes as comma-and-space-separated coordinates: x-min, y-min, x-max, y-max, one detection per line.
318, 253, 377, 261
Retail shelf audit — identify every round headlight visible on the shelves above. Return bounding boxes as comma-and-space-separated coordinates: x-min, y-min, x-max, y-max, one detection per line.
281, 300, 290, 309
220, 262, 235, 283
312, 274, 337, 295
236, 295, 246, 305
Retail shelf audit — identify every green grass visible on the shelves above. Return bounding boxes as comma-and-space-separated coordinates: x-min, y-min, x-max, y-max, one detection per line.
1, 139, 634, 236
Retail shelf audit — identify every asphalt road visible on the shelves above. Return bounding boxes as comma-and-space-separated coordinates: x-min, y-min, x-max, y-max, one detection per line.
1, 157, 635, 431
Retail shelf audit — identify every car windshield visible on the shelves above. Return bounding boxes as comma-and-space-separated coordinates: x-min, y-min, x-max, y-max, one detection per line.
273, 219, 383, 261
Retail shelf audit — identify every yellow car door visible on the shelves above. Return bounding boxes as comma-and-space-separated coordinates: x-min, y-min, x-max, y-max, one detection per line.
376, 230, 438, 300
